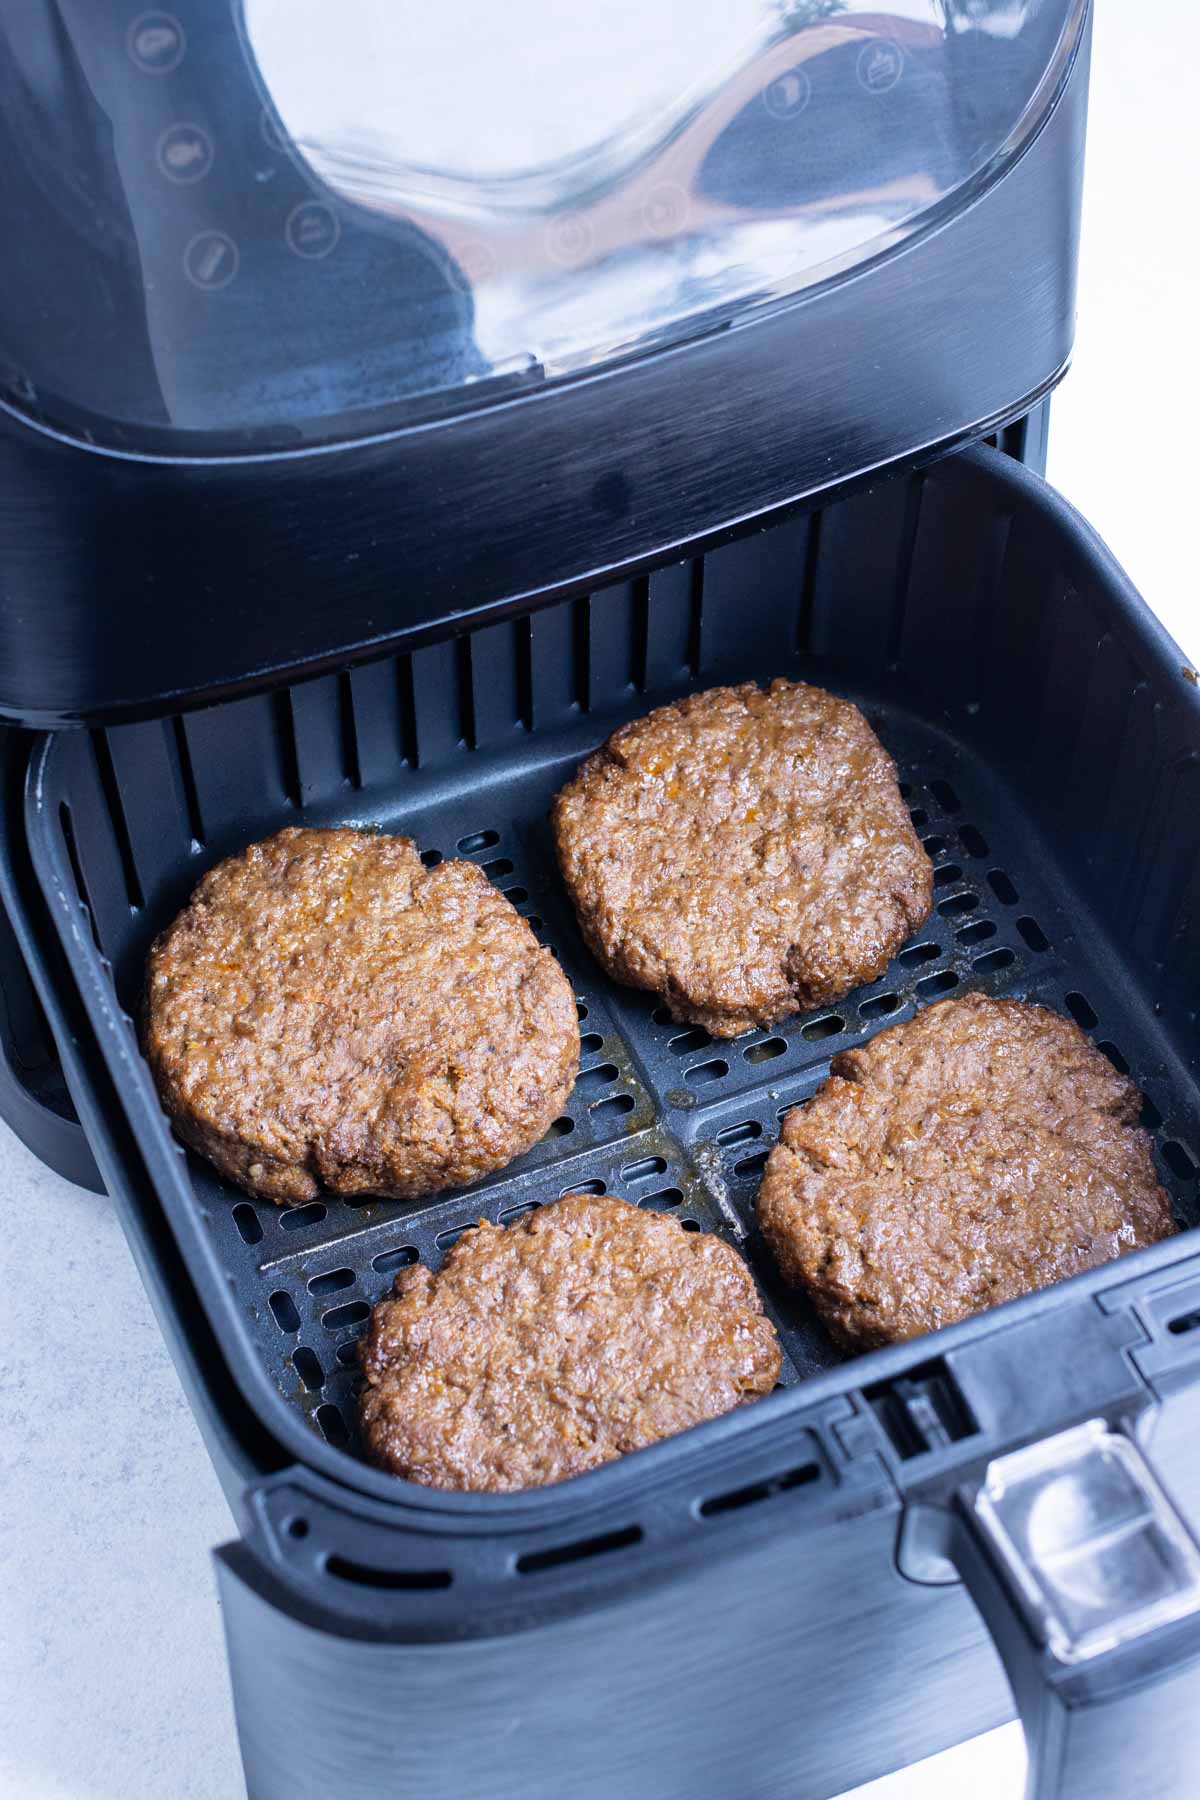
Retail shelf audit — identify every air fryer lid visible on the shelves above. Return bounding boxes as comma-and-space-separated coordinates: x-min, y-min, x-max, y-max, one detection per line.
3, 0, 1086, 452
0, 1, 1090, 730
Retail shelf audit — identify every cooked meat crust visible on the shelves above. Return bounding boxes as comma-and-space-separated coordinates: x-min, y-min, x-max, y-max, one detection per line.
552, 680, 932, 1037
358, 1193, 781, 1491
143, 827, 579, 1205
757, 993, 1175, 1350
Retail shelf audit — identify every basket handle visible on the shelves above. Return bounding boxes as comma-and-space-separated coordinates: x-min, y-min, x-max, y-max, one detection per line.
948, 1420, 1200, 1799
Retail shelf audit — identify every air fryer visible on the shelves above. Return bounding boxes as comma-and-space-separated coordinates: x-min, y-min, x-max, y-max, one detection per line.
4, 5, 1200, 1799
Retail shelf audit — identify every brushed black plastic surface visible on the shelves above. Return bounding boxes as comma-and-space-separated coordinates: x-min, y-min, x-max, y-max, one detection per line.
216, 1503, 1015, 1800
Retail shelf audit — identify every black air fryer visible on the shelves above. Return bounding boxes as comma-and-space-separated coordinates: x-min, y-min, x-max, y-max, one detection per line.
4, 4, 1200, 1797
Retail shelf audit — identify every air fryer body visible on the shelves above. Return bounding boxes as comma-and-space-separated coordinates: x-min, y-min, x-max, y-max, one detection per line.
216, 1506, 1014, 1800
12, 10, 1200, 1800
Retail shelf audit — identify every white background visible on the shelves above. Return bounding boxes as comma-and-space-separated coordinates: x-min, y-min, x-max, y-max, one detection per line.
2, 6, 1198, 1797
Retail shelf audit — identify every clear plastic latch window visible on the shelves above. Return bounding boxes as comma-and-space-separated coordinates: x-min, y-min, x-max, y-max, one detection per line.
972, 1420, 1200, 1665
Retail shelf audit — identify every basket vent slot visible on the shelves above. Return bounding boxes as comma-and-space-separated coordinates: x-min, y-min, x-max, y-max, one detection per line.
280, 1202, 327, 1232
232, 1203, 263, 1245
456, 636, 477, 751
802, 1014, 847, 1043
929, 779, 962, 814
372, 1246, 418, 1275
1065, 991, 1099, 1030
308, 1267, 355, 1298
939, 892, 977, 918
325, 1555, 452, 1591
268, 1291, 301, 1334
622, 1155, 668, 1183
292, 1347, 324, 1391
316, 1404, 351, 1448
685, 1058, 729, 1088
398, 652, 419, 766
797, 505, 823, 655
573, 595, 592, 710
699, 1461, 819, 1518
1162, 1141, 1198, 1182
591, 1093, 634, 1119
500, 1200, 541, 1222
516, 614, 534, 731
715, 1121, 761, 1149
321, 1300, 370, 1331
338, 671, 361, 788
577, 1062, 619, 1092
687, 556, 704, 674
638, 1187, 683, 1211
91, 732, 145, 909
1017, 915, 1050, 952
457, 828, 499, 855
171, 715, 206, 845
516, 1524, 642, 1576
988, 868, 1019, 905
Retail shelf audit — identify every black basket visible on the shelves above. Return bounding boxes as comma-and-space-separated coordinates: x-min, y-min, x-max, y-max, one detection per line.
10, 443, 1200, 1799
19, 438, 1200, 1483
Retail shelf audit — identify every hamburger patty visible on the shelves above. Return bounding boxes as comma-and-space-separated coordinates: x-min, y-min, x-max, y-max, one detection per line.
143, 827, 579, 1205
358, 1193, 781, 1490
552, 680, 932, 1037
757, 993, 1176, 1350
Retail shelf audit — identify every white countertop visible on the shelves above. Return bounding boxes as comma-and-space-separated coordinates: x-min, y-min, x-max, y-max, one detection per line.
2, 7, 1198, 1797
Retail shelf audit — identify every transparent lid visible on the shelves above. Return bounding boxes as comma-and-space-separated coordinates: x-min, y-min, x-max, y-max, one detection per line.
1, 1, 1085, 452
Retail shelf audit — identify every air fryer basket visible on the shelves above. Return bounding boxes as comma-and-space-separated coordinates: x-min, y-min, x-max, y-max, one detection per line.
25, 444, 1200, 1509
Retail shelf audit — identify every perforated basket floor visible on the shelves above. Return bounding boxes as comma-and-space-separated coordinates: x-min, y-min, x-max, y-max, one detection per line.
247, 719, 1200, 1450
40, 685, 1200, 1464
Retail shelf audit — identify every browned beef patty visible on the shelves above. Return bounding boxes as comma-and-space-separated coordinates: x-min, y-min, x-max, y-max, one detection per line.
757, 993, 1176, 1350
552, 680, 932, 1037
143, 827, 579, 1205
358, 1193, 781, 1490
